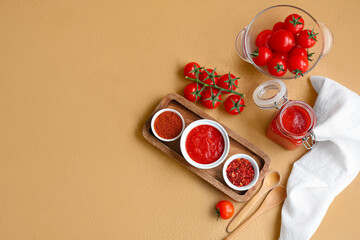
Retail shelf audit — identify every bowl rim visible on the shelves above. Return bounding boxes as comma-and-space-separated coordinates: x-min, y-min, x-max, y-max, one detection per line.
222, 153, 260, 191
151, 108, 185, 142
180, 119, 230, 169
244, 4, 324, 80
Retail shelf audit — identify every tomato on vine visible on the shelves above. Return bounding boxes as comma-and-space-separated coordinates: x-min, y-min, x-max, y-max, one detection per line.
284, 14, 304, 35
217, 73, 239, 94
199, 68, 219, 86
201, 88, 222, 109
224, 95, 245, 115
184, 62, 201, 79
183, 83, 202, 102
215, 200, 234, 220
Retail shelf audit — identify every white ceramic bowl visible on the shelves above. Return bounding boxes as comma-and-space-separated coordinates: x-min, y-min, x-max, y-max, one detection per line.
151, 108, 185, 142
180, 119, 230, 169
222, 154, 259, 191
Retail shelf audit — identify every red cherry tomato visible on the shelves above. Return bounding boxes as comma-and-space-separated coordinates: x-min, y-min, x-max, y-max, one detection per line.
267, 58, 287, 77
217, 73, 239, 94
287, 55, 309, 78
199, 69, 219, 86
272, 52, 288, 61
184, 62, 201, 79
284, 14, 304, 35
183, 83, 202, 102
201, 88, 221, 109
255, 30, 273, 48
289, 46, 307, 58
215, 200, 234, 220
269, 29, 295, 53
273, 22, 284, 31
224, 95, 245, 115
297, 29, 318, 48
251, 47, 272, 66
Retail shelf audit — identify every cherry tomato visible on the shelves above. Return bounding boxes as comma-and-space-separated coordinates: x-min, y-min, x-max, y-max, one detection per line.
184, 62, 201, 79
255, 30, 272, 48
217, 73, 239, 94
297, 29, 318, 48
287, 55, 309, 78
267, 58, 287, 77
272, 52, 288, 61
224, 95, 245, 115
251, 47, 272, 66
199, 68, 219, 86
289, 46, 307, 58
284, 14, 304, 35
269, 29, 295, 53
215, 200, 234, 220
273, 22, 284, 31
201, 88, 221, 109
183, 83, 202, 102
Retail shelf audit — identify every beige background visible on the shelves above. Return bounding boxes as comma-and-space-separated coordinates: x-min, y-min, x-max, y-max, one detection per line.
0, 0, 359, 239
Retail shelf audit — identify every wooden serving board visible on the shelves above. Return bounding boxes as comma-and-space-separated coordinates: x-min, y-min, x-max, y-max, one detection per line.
142, 93, 271, 202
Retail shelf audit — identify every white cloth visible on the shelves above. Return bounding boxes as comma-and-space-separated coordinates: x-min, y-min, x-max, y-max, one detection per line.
279, 76, 360, 240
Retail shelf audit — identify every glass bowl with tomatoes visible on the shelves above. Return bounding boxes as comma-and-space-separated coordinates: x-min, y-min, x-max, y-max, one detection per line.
235, 5, 334, 79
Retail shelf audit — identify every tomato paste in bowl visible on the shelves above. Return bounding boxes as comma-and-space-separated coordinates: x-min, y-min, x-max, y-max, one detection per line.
180, 119, 230, 169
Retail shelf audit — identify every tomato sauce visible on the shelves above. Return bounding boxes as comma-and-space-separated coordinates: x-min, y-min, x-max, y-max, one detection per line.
266, 101, 315, 150
185, 125, 224, 164
281, 105, 311, 134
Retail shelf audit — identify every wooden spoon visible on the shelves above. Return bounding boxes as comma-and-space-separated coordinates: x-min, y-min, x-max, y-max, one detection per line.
224, 186, 287, 240
226, 170, 281, 233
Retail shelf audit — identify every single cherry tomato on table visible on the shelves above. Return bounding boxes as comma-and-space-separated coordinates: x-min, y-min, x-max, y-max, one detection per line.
269, 29, 295, 53
183, 83, 202, 102
184, 62, 201, 79
215, 200, 234, 220
283, 14, 304, 35
297, 29, 318, 48
199, 68, 219, 86
201, 88, 221, 109
267, 58, 287, 77
224, 95, 245, 115
251, 47, 272, 66
272, 52, 288, 61
287, 55, 309, 78
273, 22, 284, 31
217, 73, 239, 94
255, 30, 273, 48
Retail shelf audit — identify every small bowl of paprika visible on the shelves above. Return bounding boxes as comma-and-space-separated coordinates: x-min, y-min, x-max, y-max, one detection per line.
222, 154, 259, 191
151, 108, 185, 142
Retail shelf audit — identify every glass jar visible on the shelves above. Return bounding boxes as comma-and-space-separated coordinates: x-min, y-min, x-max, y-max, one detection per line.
253, 79, 317, 150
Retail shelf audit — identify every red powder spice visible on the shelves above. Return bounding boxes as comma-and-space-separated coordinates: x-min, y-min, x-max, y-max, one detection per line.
154, 111, 183, 139
226, 158, 254, 187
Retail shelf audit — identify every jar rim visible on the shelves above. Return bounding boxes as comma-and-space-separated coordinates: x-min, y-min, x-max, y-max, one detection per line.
276, 100, 317, 139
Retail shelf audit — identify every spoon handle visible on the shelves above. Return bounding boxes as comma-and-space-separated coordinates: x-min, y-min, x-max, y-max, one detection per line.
224, 208, 262, 240
224, 186, 287, 240
226, 187, 267, 233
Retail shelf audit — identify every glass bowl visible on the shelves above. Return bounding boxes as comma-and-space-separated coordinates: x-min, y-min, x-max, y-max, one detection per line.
235, 5, 334, 79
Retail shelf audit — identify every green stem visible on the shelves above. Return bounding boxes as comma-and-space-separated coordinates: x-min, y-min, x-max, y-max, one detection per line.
185, 76, 245, 97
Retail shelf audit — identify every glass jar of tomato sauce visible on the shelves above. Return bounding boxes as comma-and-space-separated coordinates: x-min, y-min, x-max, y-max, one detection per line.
252, 79, 317, 150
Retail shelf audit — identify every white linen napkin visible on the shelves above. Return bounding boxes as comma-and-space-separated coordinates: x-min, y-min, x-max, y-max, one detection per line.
279, 76, 360, 240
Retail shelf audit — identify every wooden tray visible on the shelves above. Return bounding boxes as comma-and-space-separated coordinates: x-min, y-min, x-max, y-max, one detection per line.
142, 93, 271, 202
